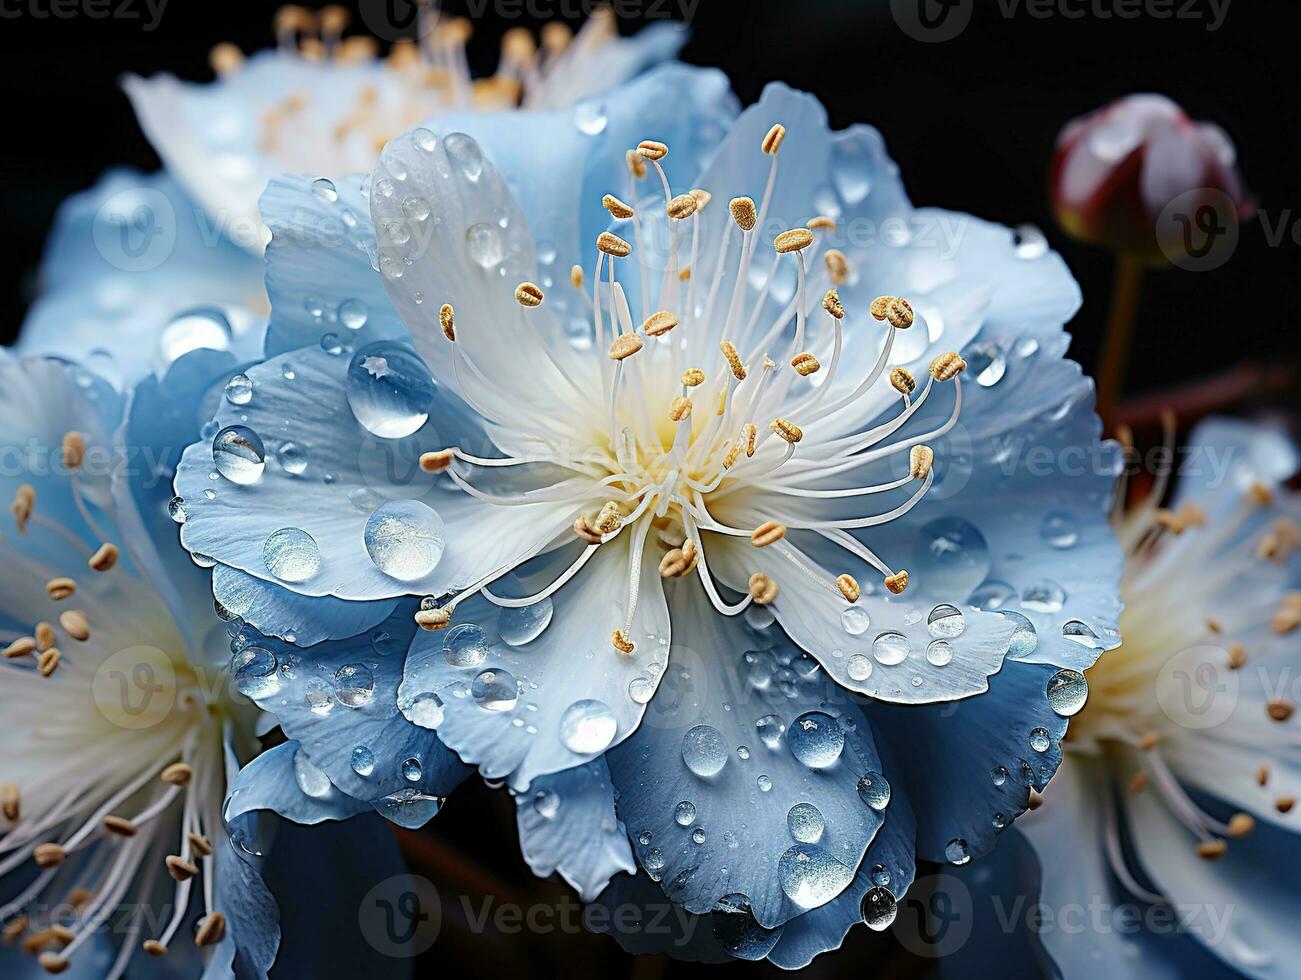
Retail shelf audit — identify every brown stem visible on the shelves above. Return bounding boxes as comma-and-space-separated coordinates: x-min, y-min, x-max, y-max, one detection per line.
1096, 253, 1145, 427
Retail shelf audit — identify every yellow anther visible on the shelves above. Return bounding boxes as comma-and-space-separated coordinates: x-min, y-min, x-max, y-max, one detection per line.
1128, 771, 1150, 795
59, 610, 89, 642
658, 546, 695, 578
822, 289, 845, 319
3, 637, 35, 659
103, 815, 138, 837
34, 843, 65, 867
774, 228, 814, 253
836, 574, 861, 603
690, 188, 712, 210
501, 26, 536, 64
751, 521, 787, 547
715, 388, 727, 416
884, 297, 914, 329
1267, 699, 1294, 721
729, 197, 757, 232
744, 422, 758, 457
748, 572, 779, 605
319, 3, 349, 34
570, 265, 584, 288
166, 855, 200, 881
595, 501, 624, 535
666, 194, 698, 220
1196, 840, 1227, 860
542, 20, 573, 52
209, 43, 244, 76
1249, 481, 1274, 506
1227, 643, 1246, 669
643, 311, 679, 337
439, 304, 455, 342
678, 267, 692, 281
681, 367, 705, 387
929, 352, 967, 381
807, 215, 836, 231
720, 340, 746, 380
910, 444, 935, 479
890, 367, 916, 395
273, 5, 313, 36
884, 570, 910, 594
669, 397, 692, 422
195, 912, 227, 948
761, 123, 786, 154
11, 484, 34, 533
61, 432, 84, 470
1, 782, 18, 821
161, 762, 193, 786
824, 249, 849, 284
637, 139, 668, 161
791, 353, 820, 377
625, 149, 647, 180
609, 334, 644, 360
89, 543, 119, 572
35, 622, 55, 651
515, 282, 544, 307
1276, 796, 1296, 814
142, 940, 168, 957
188, 832, 213, 856
37, 649, 60, 678
338, 36, 379, 63
419, 450, 454, 473
386, 39, 420, 69
414, 607, 451, 632
602, 194, 634, 219
723, 440, 743, 469
597, 232, 632, 257
770, 417, 803, 444
1227, 813, 1255, 838
45, 578, 76, 601
611, 629, 635, 654
1139, 731, 1162, 751
1258, 764, 1270, 786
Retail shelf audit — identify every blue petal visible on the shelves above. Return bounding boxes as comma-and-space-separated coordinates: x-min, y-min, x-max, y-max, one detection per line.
515, 759, 635, 901
213, 565, 398, 646
225, 740, 370, 825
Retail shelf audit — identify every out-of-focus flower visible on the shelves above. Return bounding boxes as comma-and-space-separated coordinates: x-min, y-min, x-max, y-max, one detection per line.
168, 72, 1125, 967
14, 7, 684, 385
955, 417, 1301, 979
0, 351, 403, 977
1050, 94, 1252, 262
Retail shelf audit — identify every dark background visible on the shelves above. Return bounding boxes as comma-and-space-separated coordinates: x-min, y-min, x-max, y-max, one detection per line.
1, 1, 1296, 975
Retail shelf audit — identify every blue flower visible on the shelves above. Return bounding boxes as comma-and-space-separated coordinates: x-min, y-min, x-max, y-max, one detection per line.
170, 77, 1122, 967
951, 417, 1301, 980
0, 351, 399, 977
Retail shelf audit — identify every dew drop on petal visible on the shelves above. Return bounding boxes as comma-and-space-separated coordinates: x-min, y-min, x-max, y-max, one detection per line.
224, 373, 253, 405
969, 580, 1016, 610
847, 655, 874, 682
870, 864, 891, 887
778, 844, 854, 909
945, 838, 971, 865
350, 745, 375, 776
927, 604, 965, 638
346, 341, 435, 439
1029, 727, 1052, 752
159, 307, 231, 364
339, 298, 369, 330
926, 640, 954, 666
787, 802, 825, 843
443, 133, 483, 180
334, 663, 375, 707
1002, 611, 1039, 658
682, 725, 728, 777
1022, 579, 1066, 613
364, 499, 445, 581
401, 757, 423, 782
212, 425, 265, 484
168, 496, 188, 524
559, 699, 617, 754
262, 527, 320, 582
675, 801, 697, 826
573, 98, 608, 134
628, 675, 656, 704
710, 894, 782, 960
442, 623, 488, 668
754, 714, 786, 750
1046, 669, 1088, 716
841, 607, 871, 636
401, 691, 445, 730
465, 222, 506, 269
914, 517, 990, 598
311, 177, 338, 202
471, 669, 518, 712
276, 441, 307, 475
857, 771, 891, 811
965, 341, 1007, 387
293, 747, 331, 798
1040, 511, 1079, 548
498, 597, 553, 646
756, 774, 773, 792
991, 766, 1008, 787
532, 789, 559, 820
788, 712, 844, 769
231, 647, 278, 699
872, 632, 910, 666
862, 886, 898, 930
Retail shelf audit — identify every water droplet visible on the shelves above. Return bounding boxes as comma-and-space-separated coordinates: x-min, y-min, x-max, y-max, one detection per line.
351, 745, 375, 776
401, 691, 445, 729
1002, 611, 1039, 658
168, 496, 188, 524
992, 811, 1007, 830
311, 177, 338, 202
1046, 669, 1088, 716
674, 801, 697, 826
968, 580, 1016, 610
471, 669, 518, 712
294, 747, 331, 798
442, 623, 488, 668
711, 894, 782, 960
991, 766, 1008, 787
573, 98, 608, 134
224, 373, 253, 405
401, 757, 423, 782
870, 864, 891, 887
1040, 511, 1079, 548
945, 838, 971, 865
841, 607, 871, 636
401, 196, 431, 221
628, 675, 656, 704
498, 597, 553, 646
1029, 727, 1052, 752
846, 654, 874, 682
262, 527, 320, 582
1062, 620, 1102, 648
965, 341, 1007, 387
320, 333, 344, 355
443, 133, 483, 180
692, 827, 707, 844
927, 604, 966, 638
831, 139, 873, 205
857, 771, 891, 811
737, 745, 750, 761
465, 222, 505, 268
532, 789, 559, 820
276, 441, 307, 476
374, 788, 445, 828
926, 639, 954, 666
682, 725, 729, 777
304, 681, 334, 715
159, 307, 231, 364
559, 699, 617, 754
338, 298, 369, 330
1022, 580, 1066, 613
411, 128, 437, 153
872, 632, 910, 666
1013, 224, 1048, 259
915, 517, 991, 598
756, 774, 772, 792
212, 425, 265, 484
364, 499, 445, 580
346, 341, 435, 439
787, 802, 825, 843
787, 712, 844, 769
334, 663, 375, 707
778, 843, 853, 909
644, 848, 665, 873
754, 714, 786, 750
231, 647, 278, 699
862, 886, 897, 930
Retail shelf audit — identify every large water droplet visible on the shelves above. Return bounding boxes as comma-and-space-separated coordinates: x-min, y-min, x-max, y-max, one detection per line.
224, 373, 253, 405
675, 801, 697, 826
294, 747, 331, 798
232, 647, 278, 699
1040, 511, 1079, 548
862, 886, 898, 930
212, 425, 265, 484
498, 597, 553, 646
351, 745, 375, 776
276, 441, 307, 476
872, 632, 910, 666
465, 222, 506, 269
159, 307, 231, 364
1046, 669, 1088, 716
755, 714, 786, 750
168, 496, 188, 524
471, 669, 518, 711
311, 177, 338, 202
1002, 611, 1039, 658
847, 654, 874, 682
857, 771, 891, 811
778, 844, 854, 909
374, 788, 445, 828
363, 499, 445, 580
401, 691, 445, 729
334, 663, 376, 707
559, 699, 617, 754
682, 725, 728, 777
945, 838, 971, 865
787, 802, 825, 843
401, 757, 423, 782
927, 604, 965, 638
442, 623, 489, 668
841, 607, 871, 636
1029, 727, 1052, 752
262, 527, 320, 582
1062, 620, 1103, 648
1022, 579, 1066, 613
443, 133, 483, 180
969, 580, 1016, 610
346, 341, 435, 439
787, 712, 844, 769
964, 341, 1007, 387
926, 640, 954, 666
914, 517, 990, 598
573, 98, 608, 134
711, 894, 782, 960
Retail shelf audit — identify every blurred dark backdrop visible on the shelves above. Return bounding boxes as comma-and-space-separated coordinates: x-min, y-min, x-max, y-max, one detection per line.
0, 1, 1297, 975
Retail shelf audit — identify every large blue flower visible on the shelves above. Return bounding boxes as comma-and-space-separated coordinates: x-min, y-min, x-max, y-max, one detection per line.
950, 417, 1301, 980
0, 351, 405, 978
169, 76, 1123, 966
